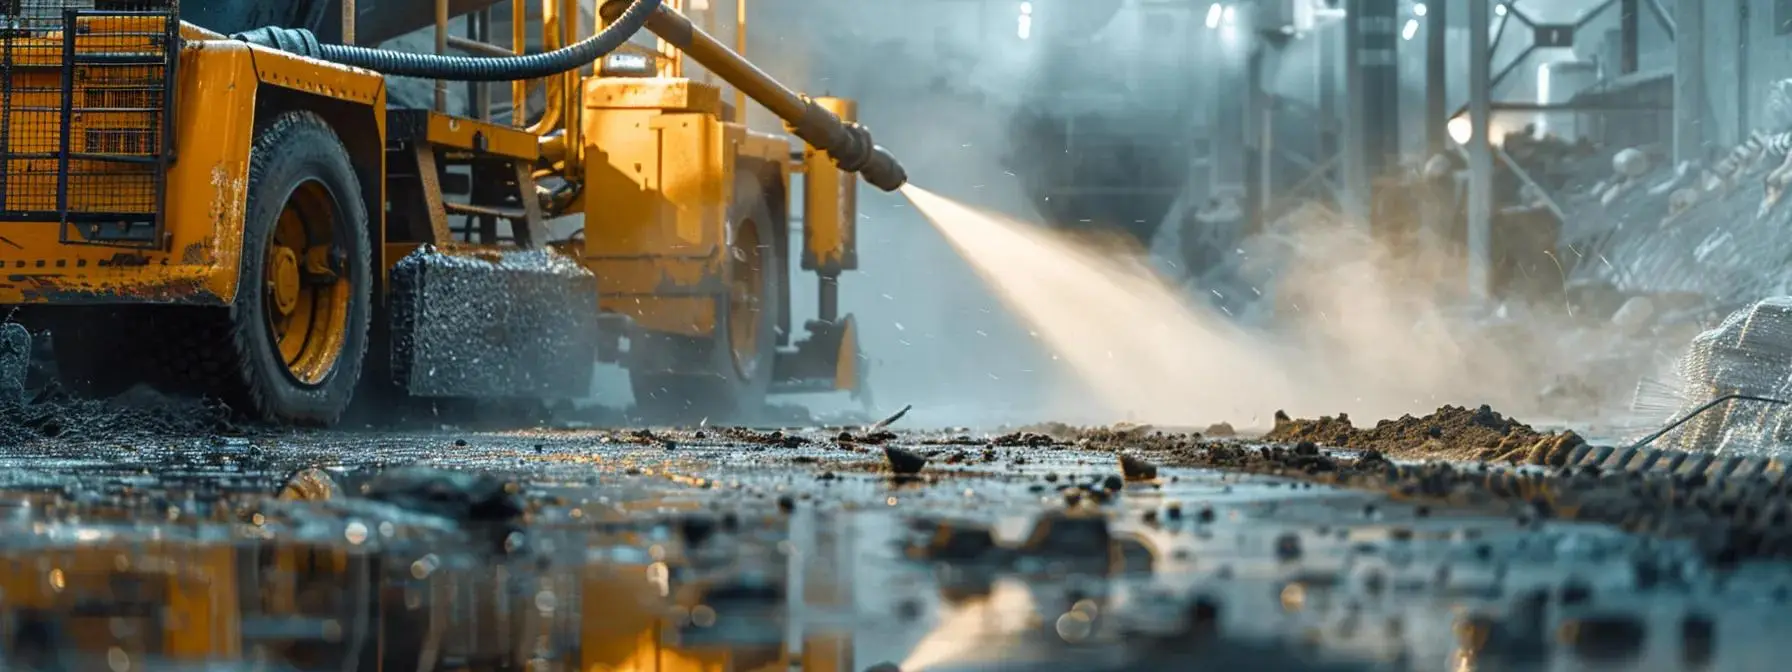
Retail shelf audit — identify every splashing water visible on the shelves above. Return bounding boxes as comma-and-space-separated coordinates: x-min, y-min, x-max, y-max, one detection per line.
900, 184, 1553, 428
900, 184, 1304, 426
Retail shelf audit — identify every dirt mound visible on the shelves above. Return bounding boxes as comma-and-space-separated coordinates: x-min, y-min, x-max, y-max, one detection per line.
1266, 404, 1583, 462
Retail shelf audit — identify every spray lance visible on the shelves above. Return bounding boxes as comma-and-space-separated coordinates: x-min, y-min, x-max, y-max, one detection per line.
595, 0, 907, 192
232, 0, 907, 193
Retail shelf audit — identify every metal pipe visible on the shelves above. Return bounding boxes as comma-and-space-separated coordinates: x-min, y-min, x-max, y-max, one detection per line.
512, 0, 526, 126
526, 0, 566, 136
1467, 0, 1493, 301
1645, 0, 1675, 39
735, 0, 747, 121
1620, 0, 1639, 74
435, 0, 449, 113
1425, 0, 1446, 156
1673, 0, 1704, 162
341, 0, 356, 45
560, 0, 581, 173
598, 0, 906, 192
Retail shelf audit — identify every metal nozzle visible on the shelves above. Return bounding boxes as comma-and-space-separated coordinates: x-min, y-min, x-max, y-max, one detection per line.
857, 145, 908, 193
809, 118, 906, 193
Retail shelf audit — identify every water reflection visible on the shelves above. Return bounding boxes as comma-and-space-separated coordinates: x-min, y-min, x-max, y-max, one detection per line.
0, 486, 821, 672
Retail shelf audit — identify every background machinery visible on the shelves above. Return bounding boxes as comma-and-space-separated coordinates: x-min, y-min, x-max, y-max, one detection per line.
997, 0, 1202, 250
0, 0, 905, 426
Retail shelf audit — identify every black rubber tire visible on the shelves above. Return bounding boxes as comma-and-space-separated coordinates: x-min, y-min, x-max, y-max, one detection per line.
220, 111, 373, 425
629, 174, 782, 425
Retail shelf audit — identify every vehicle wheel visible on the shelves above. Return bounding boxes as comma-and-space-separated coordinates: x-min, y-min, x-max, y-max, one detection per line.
629, 173, 781, 425
216, 111, 372, 425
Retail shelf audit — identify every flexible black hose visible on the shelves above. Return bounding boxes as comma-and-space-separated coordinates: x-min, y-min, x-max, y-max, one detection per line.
242, 0, 664, 82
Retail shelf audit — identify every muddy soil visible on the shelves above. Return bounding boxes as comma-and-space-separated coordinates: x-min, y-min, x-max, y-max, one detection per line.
0, 384, 247, 445
1265, 404, 1588, 463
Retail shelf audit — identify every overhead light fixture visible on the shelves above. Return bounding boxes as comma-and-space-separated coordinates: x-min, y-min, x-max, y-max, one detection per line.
1018, 1, 1032, 39
1495, 3, 1508, 16
1205, 3, 1223, 29
1413, 2, 1427, 16
1401, 18, 1418, 40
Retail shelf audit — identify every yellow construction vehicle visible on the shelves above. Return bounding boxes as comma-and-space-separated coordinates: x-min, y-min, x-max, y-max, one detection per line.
0, 0, 905, 426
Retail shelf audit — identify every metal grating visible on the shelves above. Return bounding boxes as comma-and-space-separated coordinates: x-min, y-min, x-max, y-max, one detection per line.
0, 0, 179, 248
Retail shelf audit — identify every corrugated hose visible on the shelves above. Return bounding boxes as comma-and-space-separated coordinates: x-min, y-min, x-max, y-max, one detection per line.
233, 0, 662, 82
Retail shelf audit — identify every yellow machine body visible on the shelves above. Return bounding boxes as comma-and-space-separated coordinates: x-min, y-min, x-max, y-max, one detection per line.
0, 0, 887, 424
800, 97, 858, 275
579, 76, 792, 338
0, 23, 387, 306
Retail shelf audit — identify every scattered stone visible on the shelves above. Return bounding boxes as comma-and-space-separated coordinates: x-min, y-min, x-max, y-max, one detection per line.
883, 446, 927, 475
365, 466, 525, 524
1120, 453, 1159, 481
1558, 614, 1648, 663
1681, 613, 1715, 669
1274, 532, 1302, 562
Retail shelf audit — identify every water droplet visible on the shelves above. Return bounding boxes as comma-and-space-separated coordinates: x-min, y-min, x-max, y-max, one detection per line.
345, 521, 369, 545
535, 590, 558, 613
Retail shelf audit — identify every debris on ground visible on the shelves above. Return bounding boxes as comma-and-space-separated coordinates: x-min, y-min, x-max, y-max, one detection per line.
1118, 453, 1158, 481
1264, 404, 1583, 461
364, 466, 526, 524
1158, 438, 1792, 563
871, 403, 913, 430
883, 446, 927, 475
720, 427, 809, 449
0, 384, 245, 445
0, 323, 27, 408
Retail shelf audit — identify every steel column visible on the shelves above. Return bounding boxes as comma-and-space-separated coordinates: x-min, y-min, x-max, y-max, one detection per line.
1426, 0, 1447, 156
1467, 0, 1493, 299
1673, 0, 1704, 162
1620, 0, 1639, 74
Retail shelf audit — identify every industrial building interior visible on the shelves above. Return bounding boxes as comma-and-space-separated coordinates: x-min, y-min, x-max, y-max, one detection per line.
12, 1, 1792, 671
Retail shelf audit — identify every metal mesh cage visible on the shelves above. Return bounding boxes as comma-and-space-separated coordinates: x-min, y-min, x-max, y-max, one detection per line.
1664, 297, 1792, 454
0, 0, 178, 247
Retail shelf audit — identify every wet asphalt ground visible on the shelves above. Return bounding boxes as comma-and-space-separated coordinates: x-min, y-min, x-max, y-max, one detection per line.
0, 424, 1791, 671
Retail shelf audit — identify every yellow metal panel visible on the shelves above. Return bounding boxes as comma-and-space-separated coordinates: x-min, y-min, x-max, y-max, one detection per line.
426, 112, 541, 160
801, 97, 858, 273
737, 130, 791, 165
0, 40, 258, 305
586, 77, 724, 115
834, 316, 858, 392
597, 294, 718, 335
243, 44, 384, 106
582, 97, 735, 337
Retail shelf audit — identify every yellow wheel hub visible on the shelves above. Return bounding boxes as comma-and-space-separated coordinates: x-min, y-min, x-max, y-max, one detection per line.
263, 180, 353, 386
270, 247, 301, 316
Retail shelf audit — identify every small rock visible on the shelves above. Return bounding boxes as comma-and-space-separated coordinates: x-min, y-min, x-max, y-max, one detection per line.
1119, 454, 1159, 481
883, 446, 927, 475
1275, 532, 1302, 562
1558, 614, 1647, 663
1681, 613, 1715, 668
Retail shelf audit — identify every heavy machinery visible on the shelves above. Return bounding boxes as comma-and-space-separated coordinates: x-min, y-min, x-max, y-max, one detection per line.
997, 0, 1200, 249
0, 0, 905, 426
